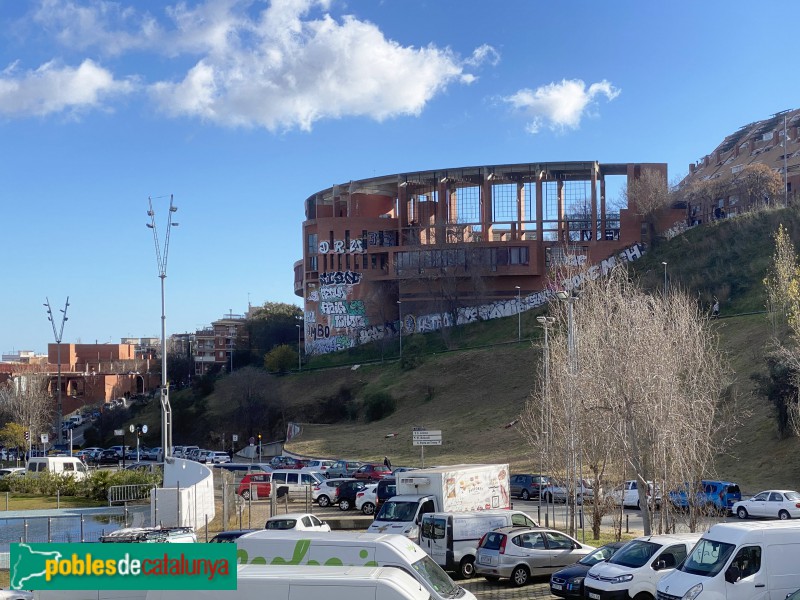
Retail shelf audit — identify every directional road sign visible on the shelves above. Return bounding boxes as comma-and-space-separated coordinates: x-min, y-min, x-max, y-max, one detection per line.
412, 429, 442, 446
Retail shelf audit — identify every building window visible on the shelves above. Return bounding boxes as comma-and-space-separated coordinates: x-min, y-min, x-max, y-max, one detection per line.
307, 233, 318, 255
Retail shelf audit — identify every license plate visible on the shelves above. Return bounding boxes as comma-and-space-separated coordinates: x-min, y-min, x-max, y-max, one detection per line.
589, 593, 600, 599
552, 584, 563, 591
479, 555, 492, 565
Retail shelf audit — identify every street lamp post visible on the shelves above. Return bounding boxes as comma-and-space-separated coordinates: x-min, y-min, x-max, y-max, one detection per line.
147, 195, 179, 460
536, 315, 555, 526
515, 286, 522, 341
296, 323, 302, 372
45, 297, 70, 445
662, 262, 668, 300
397, 301, 403, 361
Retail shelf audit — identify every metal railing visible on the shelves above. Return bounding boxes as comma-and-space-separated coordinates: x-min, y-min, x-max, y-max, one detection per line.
108, 484, 153, 505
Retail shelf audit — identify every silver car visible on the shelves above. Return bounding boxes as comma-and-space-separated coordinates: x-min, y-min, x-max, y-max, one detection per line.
474, 526, 595, 587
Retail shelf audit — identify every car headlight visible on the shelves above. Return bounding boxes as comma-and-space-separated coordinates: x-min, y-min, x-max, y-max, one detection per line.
610, 574, 634, 584
682, 583, 703, 600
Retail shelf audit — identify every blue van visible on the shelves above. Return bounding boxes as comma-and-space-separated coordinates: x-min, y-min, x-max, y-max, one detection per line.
668, 480, 741, 513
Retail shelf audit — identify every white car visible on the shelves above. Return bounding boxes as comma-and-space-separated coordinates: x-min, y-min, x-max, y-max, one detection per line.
609, 479, 661, 509
356, 483, 379, 515
732, 489, 800, 520
304, 459, 336, 477
312, 477, 355, 507
0, 467, 26, 478
264, 512, 331, 532
207, 451, 231, 464
542, 479, 593, 504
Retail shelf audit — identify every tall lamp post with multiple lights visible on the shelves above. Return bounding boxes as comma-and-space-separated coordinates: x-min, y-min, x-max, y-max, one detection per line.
147, 195, 178, 460
45, 297, 70, 445
397, 301, 403, 361
536, 315, 555, 525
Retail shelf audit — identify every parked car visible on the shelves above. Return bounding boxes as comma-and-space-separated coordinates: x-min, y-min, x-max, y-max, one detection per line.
99, 449, 121, 464
205, 451, 231, 464
335, 479, 367, 511
584, 533, 701, 600
327, 460, 364, 479
353, 463, 393, 482
312, 477, 355, 507
237, 473, 273, 500
376, 477, 397, 513
356, 483, 379, 515
510, 474, 551, 501
214, 463, 271, 483
668, 479, 741, 513
269, 456, 305, 469
0, 467, 26, 478
549, 542, 626, 599
609, 479, 661, 509
732, 489, 800, 520
474, 526, 595, 586
264, 512, 331, 532
542, 479, 593, 504
270, 469, 325, 497
304, 459, 336, 476
209, 529, 256, 543
142, 446, 162, 461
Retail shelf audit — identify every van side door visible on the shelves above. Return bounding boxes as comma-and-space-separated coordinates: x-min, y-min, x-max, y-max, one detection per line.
420, 515, 448, 566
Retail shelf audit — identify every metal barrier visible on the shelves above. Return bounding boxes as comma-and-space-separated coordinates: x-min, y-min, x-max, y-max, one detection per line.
108, 484, 153, 505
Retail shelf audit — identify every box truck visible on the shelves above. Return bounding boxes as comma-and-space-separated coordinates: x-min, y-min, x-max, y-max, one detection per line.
367, 464, 510, 541
656, 521, 800, 600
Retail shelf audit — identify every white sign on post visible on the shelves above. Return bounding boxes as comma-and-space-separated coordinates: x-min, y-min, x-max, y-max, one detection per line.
412, 429, 442, 446
40, 434, 49, 444
232, 434, 238, 443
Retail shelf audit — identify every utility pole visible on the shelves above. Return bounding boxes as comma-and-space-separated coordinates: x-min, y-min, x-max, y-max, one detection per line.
45, 297, 69, 445
147, 195, 179, 460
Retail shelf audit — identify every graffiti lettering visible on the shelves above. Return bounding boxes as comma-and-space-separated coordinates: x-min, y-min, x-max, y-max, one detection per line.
333, 315, 367, 328
349, 239, 364, 253
308, 291, 319, 302
320, 286, 347, 300
321, 301, 347, 315
311, 324, 330, 339
318, 241, 330, 254
318, 239, 366, 254
319, 271, 363, 285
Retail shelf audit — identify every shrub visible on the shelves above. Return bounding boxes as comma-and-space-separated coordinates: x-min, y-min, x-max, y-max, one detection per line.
363, 391, 396, 422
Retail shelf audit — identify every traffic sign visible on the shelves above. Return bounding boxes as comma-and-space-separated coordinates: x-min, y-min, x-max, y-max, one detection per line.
114, 429, 124, 436
232, 434, 238, 443
129, 424, 135, 433
40, 434, 49, 444
412, 429, 442, 446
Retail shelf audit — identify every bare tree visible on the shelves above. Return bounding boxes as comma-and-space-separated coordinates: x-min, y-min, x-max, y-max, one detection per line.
621, 169, 673, 244
0, 373, 54, 440
521, 266, 735, 536
733, 163, 783, 209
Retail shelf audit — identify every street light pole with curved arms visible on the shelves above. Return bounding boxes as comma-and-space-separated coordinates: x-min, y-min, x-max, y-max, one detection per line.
147, 195, 178, 460
45, 297, 69, 445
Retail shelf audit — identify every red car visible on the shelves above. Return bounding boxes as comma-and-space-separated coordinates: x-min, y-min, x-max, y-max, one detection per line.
352, 463, 392, 482
237, 473, 272, 500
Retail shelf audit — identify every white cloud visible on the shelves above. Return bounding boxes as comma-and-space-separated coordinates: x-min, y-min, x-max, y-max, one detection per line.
503, 78, 620, 134
465, 44, 500, 68
0, 59, 133, 117
149, 1, 489, 130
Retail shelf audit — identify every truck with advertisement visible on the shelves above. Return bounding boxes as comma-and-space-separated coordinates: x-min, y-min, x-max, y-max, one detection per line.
367, 464, 510, 541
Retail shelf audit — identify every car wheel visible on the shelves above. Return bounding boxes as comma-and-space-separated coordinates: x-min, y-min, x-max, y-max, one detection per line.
521, 489, 530, 501
779, 510, 791, 520
483, 575, 500, 583
339, 499, 351, 511
241, 489, 251, 501
510, 565, 529, 587
362, 502, 376, 516
737, 507, 748, 519
317, 495, 330, 507
459, 557, 475, 579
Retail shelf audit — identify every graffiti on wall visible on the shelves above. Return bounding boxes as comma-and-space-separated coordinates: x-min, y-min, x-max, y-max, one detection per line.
306, 243, 645, 355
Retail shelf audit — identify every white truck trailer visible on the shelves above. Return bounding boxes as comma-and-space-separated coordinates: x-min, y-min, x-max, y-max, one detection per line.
367, 464, 510, 541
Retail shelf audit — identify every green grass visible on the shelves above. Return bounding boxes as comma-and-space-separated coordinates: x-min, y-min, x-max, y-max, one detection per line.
0, 495, 106, 510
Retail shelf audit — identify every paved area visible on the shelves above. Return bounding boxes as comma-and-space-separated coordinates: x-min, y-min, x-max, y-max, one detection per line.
463, 576, 552, 599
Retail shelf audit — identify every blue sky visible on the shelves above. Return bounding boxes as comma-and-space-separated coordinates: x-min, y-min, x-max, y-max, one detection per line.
2, 0, 799, 354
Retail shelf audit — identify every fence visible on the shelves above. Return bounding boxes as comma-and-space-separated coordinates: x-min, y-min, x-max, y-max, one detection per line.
108, 483, 153, 505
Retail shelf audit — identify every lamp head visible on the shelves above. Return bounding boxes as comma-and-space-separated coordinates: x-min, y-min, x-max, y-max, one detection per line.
555, 290, 569, 301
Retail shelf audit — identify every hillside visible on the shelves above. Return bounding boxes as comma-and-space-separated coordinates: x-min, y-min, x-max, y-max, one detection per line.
125, 205, 800, 492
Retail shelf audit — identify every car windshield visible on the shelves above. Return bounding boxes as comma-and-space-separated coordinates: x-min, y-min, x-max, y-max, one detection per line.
680, 539, 736, 577
411, 554, 461, 598
608, 540, 661, 568
375, 500, 418, 522
579, 544, 619, 566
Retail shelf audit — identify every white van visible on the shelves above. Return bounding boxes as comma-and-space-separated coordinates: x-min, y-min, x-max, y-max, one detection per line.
657, 521, 800, 600
26, 457, 88, 481
33, 565, 432, 600
419, 509, 539, 579
584, 532, 701, 600
147, 565, 430, 600
236, 530, 477, 600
